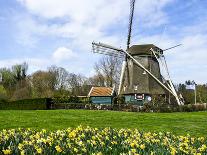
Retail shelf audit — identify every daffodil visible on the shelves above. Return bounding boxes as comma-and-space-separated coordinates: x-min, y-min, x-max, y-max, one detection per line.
20, 150, 25, 155
2, 149, 12, 155
74, 147, 78, 153
18, 143, 24, 150
140, 144, 145, 150
55, 145, 62, 153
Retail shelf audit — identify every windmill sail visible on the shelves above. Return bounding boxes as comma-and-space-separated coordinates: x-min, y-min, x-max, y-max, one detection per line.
92, 42, 125, 58
118, 0, 136, 95
91, 0, 183, 105
127, 0, 136, 50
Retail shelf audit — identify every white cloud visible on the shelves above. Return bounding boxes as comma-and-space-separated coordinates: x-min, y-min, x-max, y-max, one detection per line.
52, 47, 76, 62
134, 31, 207, 84
13, 0, 207, 84
17, 0, 171, 25
0, 46, 78, 74
16, 0, 171, 47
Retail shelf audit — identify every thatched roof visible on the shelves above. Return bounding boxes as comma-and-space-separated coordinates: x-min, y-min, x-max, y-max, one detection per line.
128, 44, 163, 56
88, 87, 114, 97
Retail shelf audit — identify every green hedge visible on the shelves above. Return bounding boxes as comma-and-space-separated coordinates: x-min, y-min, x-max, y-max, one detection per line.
142, 103, 207, 113
0, 96, 89, 110
0, 98, 47, 110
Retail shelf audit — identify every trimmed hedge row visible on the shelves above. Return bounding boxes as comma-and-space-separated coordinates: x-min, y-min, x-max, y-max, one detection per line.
0, 97, 88, 110
0, 98, 47, 110
142, 103, 207, 113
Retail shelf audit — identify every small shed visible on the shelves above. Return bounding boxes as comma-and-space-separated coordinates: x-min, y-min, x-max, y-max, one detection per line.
88, 87, 115, 104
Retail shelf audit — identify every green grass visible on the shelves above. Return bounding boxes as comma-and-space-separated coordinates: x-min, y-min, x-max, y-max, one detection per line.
0, 110, 206, 136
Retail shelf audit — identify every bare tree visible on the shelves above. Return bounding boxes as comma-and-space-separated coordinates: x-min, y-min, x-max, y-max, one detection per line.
48, 66, 69, 90
88, 74, 105, 87
94, 56, 122, 87
67, 73, 87, 96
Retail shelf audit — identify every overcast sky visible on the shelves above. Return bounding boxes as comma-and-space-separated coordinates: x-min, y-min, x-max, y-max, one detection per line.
0, 0, 207, 84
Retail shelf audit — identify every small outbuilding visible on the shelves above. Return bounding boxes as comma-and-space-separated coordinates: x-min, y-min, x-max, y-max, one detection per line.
88, 87, 115, 104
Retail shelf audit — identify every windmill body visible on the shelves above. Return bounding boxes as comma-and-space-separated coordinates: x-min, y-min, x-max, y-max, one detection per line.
122, 44, 165, 95
117, 44, 166, 104
91, 0, 183, 105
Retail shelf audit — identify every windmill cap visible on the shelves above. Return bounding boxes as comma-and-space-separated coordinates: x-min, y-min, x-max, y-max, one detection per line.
128, 44, 163, 56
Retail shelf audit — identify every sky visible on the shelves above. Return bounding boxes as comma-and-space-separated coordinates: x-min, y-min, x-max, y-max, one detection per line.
0, 0, 207, 84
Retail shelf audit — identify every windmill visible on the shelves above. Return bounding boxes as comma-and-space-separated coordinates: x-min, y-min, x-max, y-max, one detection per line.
92, 0, 183, 105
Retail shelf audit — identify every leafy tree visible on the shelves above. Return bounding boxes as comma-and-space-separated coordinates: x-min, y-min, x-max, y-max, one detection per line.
0, 68, 17, 98
12, 62, 28, 82
178, 80, 207, 104
0, 85, 8, 101
31, 71, 56, 98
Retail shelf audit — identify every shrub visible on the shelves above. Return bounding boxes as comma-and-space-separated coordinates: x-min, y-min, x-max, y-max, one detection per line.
52, 96, 85, 104
142, 103, 153, 112
159, 105, 172, 113
191, 104, 206, 111
112, 97, 118, 105
117, 96, 125, 105
53, 103, 86, 110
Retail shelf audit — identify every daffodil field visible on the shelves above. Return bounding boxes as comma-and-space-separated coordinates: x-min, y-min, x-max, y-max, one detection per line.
0, 126, 206, 155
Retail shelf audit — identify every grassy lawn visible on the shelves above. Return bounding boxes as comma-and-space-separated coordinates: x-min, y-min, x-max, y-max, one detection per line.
0, 110, 206, 136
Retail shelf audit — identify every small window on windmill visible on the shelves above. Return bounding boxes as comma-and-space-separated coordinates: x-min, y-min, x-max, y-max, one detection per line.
124, 86, 127, 92
129, 59, 133, 67
134, 85, 138, 91
135, 94, 144, 100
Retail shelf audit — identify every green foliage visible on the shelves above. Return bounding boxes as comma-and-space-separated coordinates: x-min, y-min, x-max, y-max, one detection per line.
196, 84, 207, 103
0, 68, 16, 97
31, 71, 56, 98
112, 96, 118, 105
117, 95, 125, 104
141, 95, 207, 113
0, 62, 30, 100
12, 62, 28, 82
11, 83, 32, 101
142, 103, 154, 112
112, 96, 125, 106
0, 85, 8, 101
178, 81, 207, 104
0, 98, 47, 110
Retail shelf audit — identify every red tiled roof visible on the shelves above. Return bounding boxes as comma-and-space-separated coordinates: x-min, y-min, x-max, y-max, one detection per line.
88, 87, 114, 96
